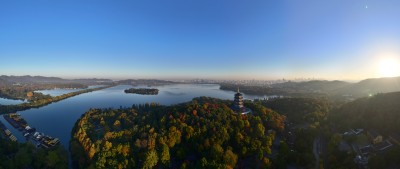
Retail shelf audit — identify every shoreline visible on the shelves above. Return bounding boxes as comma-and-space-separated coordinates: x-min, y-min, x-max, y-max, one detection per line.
0, 85, 115, 115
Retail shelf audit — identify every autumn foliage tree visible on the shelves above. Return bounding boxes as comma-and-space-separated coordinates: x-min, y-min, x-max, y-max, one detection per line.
70, 97, 285, 168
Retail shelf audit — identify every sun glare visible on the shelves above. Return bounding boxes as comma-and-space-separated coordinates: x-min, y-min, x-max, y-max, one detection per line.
378, 58, 400, 77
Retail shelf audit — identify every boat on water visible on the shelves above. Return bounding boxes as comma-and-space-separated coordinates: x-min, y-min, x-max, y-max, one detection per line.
3, 113, 28, 130
0, 120, 18, 142
3, 113, 60, 148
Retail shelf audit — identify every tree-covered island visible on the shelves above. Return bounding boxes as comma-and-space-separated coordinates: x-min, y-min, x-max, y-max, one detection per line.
124, 88, 159, 95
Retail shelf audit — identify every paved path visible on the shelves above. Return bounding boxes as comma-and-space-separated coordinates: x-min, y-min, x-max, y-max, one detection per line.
320, 136, 328, 169
313, 137, 320, 169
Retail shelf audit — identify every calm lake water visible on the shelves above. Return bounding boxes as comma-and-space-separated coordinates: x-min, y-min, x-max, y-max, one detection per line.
0, 84, 266, 148
34, 89, 82, 96
0, 97, 25, 105
34, 85, 106, 96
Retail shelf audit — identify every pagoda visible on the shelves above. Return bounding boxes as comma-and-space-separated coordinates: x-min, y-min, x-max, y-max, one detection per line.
232, 87, 252, 114
233, 87, 244, 109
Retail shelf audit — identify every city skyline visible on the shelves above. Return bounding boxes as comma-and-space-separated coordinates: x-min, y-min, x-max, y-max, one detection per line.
1, 0, 400, 80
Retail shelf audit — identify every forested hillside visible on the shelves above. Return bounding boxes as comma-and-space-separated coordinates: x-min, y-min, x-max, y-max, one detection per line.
0, 139, 68, 169
261, 98, 334, 168
220, 76, 400, 100
330, 91, 400, 134
263, 98, 332, 126
334, 77, 400, 98
70, 97, 285, 169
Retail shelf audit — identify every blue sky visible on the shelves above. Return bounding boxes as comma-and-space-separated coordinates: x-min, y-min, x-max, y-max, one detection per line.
1, 0, 400, 80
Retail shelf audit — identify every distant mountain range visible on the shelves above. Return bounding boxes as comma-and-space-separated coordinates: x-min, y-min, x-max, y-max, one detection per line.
0, 75, 65, 84
0, 75, 113, 86
272, 80, 351, 93
2, 75, 400, 98
271, 76, 400, 98
334, 77, 400, 97
0, 75, 177, 86
118, 79, 176, 85
220, 76, 400, 99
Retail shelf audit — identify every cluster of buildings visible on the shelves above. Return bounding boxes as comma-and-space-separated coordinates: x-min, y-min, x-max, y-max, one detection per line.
341, 129, 399, 168
184, 78, 324, 86
184, 79, 283, 86
0, 120, 17, 142
3, 113, 60, 149
252, 95, 284, 102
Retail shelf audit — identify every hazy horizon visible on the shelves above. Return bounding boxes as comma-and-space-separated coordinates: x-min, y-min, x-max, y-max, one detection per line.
1, 0, 400, 80
2, 73, 398, 83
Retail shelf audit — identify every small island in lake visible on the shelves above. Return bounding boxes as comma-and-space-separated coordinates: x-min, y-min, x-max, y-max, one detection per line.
124, 88, 159, 95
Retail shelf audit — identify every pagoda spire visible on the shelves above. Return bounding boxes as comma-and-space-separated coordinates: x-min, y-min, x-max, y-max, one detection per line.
237, 87, 240, 93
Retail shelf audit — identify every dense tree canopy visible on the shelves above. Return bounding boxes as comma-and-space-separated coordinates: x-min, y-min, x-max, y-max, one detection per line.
263, 98, 332, 126
124, 88, 159, 95
329, 91, 400, 134
0, 139, 68, 169
70, 97, 286, 169
326, 91, 400, 169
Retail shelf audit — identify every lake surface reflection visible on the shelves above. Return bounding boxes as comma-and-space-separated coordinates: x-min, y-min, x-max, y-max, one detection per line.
34, 85, 106, 96
35, 89, 82, 96
0, 97, 25, 105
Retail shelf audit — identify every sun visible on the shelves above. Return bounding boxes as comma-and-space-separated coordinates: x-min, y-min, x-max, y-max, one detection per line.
378, 58, 400, 77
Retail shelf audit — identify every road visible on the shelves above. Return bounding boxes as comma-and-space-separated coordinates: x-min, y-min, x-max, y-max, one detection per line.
313, 137, 320, 169
320, 136, 329, 169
